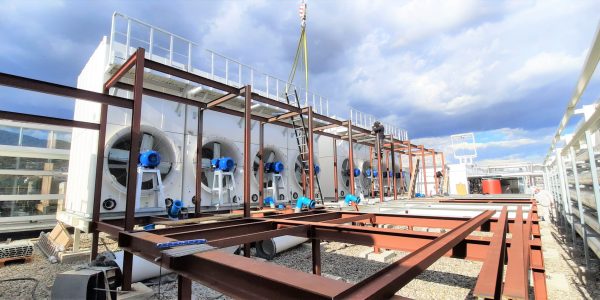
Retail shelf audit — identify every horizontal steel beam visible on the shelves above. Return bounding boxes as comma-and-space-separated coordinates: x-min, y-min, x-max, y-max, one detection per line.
0, 72, 132, 108
334, 210, 494, 299
105, 49, 139, 91
0, 110, 100, 130
206, 87, 244, 108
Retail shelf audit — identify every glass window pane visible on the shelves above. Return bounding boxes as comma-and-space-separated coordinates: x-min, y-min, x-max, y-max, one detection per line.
0, 125, 20, 146
0, 199, 59, 217
54, 132, 71, 150
50, 159, 69, 172
0, 157, 17, 169
21, 128, 49, 148
18, 157, 47, 170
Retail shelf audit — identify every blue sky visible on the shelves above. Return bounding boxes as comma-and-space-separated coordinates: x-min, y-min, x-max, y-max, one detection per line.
0, 0, 599, 164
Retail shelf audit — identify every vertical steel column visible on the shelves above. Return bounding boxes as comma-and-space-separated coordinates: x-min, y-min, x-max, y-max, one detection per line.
307, 108, 315, 200
348, 121, 355, 195
556, 149, 576, 244
312, 233, 321, 275
421, 145, 427, 196
123, 48, 146, 291
333, 138, 339, 200
195, 109, 203, 216
398, 147, 403, 196
243, 85, 252, 257
569, 146, 590, 269
90, 103, 108, 260
407, 142, 413, 187
432, 151, 438, 195
369, 146, 374, 197
259, 122, 265, 208
584, 130, 600, 226
385, 147, 390, 197
177, 275, 192, 300
391, 137, 397, 200
376, 138, 384, 202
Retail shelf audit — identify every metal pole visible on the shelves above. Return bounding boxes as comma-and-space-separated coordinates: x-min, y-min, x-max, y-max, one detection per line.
333, 138, 339, 201
370, 146, 374, 197
195, 109, 203, 216
259, 122, 264, 208
556, 149, 576, 244
348, 121, 355, 195
407, 142, 413, 186
385, 148, 390, 197
376, 138, 384, 203
432, 152, 438, 195
243, 85, 251, 257
177, 275, 192, 300
308, 108, 315, 200
421, 145, 427, 197
584, 130, 600, 226
312, 232, 321, 275
91, 103, 107, 260
123, 48, 145, 291
569, 146, 590, 269
391, 137, 397, 200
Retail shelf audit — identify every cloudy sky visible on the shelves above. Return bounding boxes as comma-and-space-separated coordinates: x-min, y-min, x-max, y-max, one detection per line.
1, 0, 599, 164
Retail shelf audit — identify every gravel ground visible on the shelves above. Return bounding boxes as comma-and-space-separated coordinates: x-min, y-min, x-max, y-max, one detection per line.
1, 220, 598, 299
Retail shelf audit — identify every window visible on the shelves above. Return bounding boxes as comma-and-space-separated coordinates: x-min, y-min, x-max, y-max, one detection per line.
0, 125, 20, 146
0, 157, 17, 169
54, 132, 71, 150
21, 128, 49, 148
0, 199, 59, 217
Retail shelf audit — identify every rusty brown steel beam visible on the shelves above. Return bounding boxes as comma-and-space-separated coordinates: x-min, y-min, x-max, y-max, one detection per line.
250, 92, 301, 113
113, 82, 207, 109
90, 103, 108, 260
333, 138, 339, 200
348, 121, 355, 195
259, 122, 265, 207
324, 214, 375, 224
195, 108, 203, 215
206, 87, 244, 108
473, 207, 508, 299
0, 110, 100, 130
267, 107, 308, 123
164, 221, 274, 243
121, 48, 146, 291
314, 123, 341, 132
334, 210, 495, 299
149, 218, 263, 235
104, 49, 139, 91
242, 85, 252, 257
308, 108, 315, 200
178, 275, 192, 300
207, 225, 309, 248
119, 231, 351, 299
144, 59, 240, 94
0, 72, 132, 108
503, 206, 527, 299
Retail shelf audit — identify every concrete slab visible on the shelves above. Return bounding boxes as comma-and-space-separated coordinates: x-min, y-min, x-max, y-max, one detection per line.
118, 282, 154, 300
358, 248, 374, 258
367, 250, 397, 263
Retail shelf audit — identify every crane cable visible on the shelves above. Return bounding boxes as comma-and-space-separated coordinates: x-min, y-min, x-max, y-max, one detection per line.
286, 1, 309, 95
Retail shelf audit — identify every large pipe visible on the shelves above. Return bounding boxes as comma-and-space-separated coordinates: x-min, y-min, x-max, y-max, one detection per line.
295, 196, 316, 213
255, 236, 309, 260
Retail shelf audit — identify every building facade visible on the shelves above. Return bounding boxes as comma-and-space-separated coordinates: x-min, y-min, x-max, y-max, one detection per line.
0, 120, 70, 232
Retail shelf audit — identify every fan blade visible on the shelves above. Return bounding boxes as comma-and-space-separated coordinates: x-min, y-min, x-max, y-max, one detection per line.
266, 151, 275, 163
108, 148, 129, 163
140, 133, 154, 152
213, 142, 221, 158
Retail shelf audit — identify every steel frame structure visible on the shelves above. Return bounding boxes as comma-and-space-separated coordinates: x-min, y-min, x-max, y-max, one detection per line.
0, 49, 547, 299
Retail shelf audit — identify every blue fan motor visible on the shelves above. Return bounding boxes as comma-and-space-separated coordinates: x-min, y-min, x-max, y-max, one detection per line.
211, 157, 234, 172
353, 168, 361, 177
138, 150, 161, 168
265, 161, 284, 173
314, 164, 320, 175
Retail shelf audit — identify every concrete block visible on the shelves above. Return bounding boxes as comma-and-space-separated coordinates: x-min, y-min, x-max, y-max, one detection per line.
59, 250, 91, 263
322, 273, 343, 281
118, 282, 154, 300
367, 250, 397, 263
357, 248, 374, 258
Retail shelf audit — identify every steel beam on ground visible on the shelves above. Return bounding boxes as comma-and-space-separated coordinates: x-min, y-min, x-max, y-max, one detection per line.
334, 210, 495, 299
119, 231, 351, 299
502, 206, 527, 299
324, 214, 375, 224
164, 222, 274, 244
207, 225, 309, 248
473, 207, 508, 299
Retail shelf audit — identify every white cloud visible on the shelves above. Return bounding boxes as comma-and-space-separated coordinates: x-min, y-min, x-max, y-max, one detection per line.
509, 51, 584, 83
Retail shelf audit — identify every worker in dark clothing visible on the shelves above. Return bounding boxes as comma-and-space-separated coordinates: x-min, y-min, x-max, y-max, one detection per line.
372, 121, 385, 158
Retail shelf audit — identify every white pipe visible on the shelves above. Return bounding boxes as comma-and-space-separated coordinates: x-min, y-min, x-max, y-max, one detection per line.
256, 236, 308, 259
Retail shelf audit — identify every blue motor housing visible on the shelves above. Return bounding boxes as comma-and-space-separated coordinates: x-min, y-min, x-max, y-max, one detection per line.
364, 169, 372, 177
344, 194, 360, 205
296, 196, 316, 209
373, 170, 378, 177
138, 150, 161, 168
314, 164, 320, 175
265, 161, 284, 173
264, 196, 275, 206
168, 199, 183, 218
353, 168, 361, 177
211, 157, 234, 171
